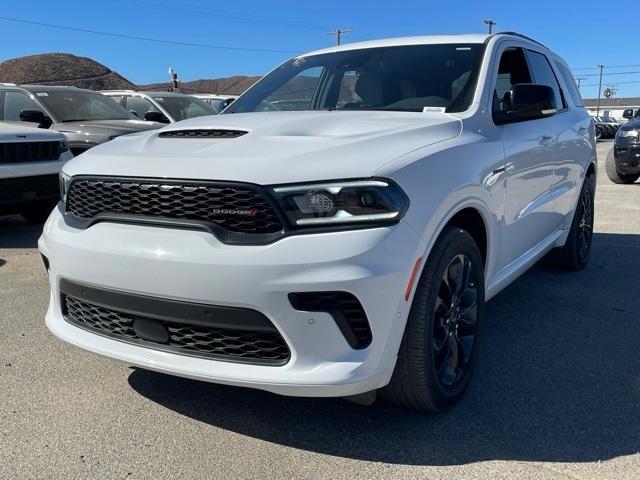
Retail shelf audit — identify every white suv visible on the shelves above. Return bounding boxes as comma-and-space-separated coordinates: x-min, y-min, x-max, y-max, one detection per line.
39, 33, 595, 411
1, 123, 72, 222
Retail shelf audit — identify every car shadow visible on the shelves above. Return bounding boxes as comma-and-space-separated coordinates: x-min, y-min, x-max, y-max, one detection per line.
128, 232, 639, 466
0, 215, 43, 248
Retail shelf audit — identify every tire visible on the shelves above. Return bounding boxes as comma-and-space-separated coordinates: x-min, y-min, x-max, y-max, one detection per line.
381, 226, 485, 411
20, 201, 56, 224
606, 149, 639, 184
550, 174, 595, 271
595, 127, 603, 140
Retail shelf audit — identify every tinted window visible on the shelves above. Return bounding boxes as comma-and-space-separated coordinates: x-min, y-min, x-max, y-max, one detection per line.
493, 47, 532, 113
153, 96, 215, 121
527, 50, 563, 109
125, 96, 160, 119
555, 62, 583, 107
3, 91, 42, 121
228, 44, 486, 114
35, 91, 134, 122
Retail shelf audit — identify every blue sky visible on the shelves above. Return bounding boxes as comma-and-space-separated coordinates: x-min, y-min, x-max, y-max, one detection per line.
1, 0, 639, 99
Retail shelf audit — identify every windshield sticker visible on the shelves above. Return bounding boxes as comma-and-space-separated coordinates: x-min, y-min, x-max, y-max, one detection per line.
36, 92, 48, 96
423, 107, 446, 113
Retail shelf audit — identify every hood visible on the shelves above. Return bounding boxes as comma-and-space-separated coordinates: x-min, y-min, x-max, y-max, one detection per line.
53, 119, 163, 145
620, 119, 640, 131
0, 122, 66, 142
63, 111, 462, 184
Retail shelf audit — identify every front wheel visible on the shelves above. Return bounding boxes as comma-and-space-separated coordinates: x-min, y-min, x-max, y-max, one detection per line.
606, 150, 639, 184
381, 226, 485, 411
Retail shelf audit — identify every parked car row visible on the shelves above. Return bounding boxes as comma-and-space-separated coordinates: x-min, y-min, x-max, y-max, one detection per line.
0, 83, 237, 221
593, 116, 621, 139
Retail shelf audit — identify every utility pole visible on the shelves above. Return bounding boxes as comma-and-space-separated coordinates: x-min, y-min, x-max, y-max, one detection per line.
484, 19, 496, 34
596, 64, 604, 116
168, 67, 178, 91
575, 76, 587, 90
328, 28, 352, 46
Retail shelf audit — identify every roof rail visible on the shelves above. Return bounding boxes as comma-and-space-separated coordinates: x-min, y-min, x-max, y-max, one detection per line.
496, 32, 546, 48
0, 82, 17, 86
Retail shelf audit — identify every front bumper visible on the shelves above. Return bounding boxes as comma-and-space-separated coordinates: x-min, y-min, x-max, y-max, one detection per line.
613, 141, 640, 174
39, 206, 420, 397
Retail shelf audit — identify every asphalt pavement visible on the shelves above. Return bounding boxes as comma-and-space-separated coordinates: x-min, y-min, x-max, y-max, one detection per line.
1, 140, 638, 480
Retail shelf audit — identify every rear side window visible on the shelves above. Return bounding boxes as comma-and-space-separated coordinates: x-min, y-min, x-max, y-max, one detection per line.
493, 47, 532, 113
555, 62, 583, 107
527, 50, 564, 109
3, 91, 42, 121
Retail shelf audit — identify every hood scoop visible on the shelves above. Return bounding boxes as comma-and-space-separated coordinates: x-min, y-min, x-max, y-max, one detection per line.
159, 129, 248, 139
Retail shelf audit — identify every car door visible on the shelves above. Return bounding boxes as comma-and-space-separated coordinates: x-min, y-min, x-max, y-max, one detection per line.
492, 46, 557, 271
545, 59, 593, 226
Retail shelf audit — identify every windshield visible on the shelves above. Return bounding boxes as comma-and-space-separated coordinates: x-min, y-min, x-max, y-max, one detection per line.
227, 44, 486, 114
153, 96, 216, 121
35, 90, 134, 122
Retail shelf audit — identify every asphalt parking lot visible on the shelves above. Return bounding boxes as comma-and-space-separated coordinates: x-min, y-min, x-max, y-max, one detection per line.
1, 140, 638, 480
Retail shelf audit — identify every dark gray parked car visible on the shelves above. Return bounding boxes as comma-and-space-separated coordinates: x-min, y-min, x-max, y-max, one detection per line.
0, 84, 163, 155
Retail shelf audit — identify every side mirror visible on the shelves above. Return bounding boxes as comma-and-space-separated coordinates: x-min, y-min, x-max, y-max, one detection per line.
221, 98, 235, 110
493, 84, 558, 125
623, 109, 634, 119
144, 111, 170, 123
19, 109, 52, 128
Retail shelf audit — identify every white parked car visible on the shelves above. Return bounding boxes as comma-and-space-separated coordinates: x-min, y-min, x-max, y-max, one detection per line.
193, 94, 238, 114
1, 123, 72, 222
101, 90, 217, 123
40, 33, 595, 410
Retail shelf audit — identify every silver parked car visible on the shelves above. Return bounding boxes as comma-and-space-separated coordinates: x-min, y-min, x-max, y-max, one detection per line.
0, 84, 164, 156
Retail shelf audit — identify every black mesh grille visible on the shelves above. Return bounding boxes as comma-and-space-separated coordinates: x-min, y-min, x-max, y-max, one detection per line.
65, 177, 283, 236
63, 295, 290, 365
0, 141, 63, 164
159, 129, 247, 138
289, 292, 372, 349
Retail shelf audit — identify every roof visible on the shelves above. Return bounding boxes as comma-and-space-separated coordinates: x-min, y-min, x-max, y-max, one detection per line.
101, 90, 194, 98
583, 97, 640, 108
14, 84, 92, 93
301, 34, 492, 57
299, 32, 545, 58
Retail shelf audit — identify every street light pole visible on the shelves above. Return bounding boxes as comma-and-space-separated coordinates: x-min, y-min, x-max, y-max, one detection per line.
484, 19, 496, 34
596, 64, 604, 116
328, 28, 353, 46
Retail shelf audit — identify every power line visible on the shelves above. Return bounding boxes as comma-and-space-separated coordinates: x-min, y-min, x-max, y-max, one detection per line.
580, 79, 640, 87
571, 64, 640, 71
125, 0, 325, 31
576, 70, 640, 78
0, 15, 298, 53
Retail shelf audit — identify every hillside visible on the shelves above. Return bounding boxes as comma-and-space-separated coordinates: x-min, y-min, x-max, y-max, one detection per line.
139, 75, 261, 94
0, 53, 136, 90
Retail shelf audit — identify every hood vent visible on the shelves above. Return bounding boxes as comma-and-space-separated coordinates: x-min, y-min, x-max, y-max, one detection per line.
159, 129, 248, 139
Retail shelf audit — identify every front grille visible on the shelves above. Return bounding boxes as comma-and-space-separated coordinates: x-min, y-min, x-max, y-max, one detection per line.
159, 129, 247, 138
0, 174, 59, 204
289, 292, 372, 349
65, 177, 284, 239
0, 141, 63, 164
63, 294, 290, 365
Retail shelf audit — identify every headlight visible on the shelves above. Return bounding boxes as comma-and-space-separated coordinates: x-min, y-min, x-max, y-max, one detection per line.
58, 140, 69, 153
271, 179, 409, 228
59, 172, 72, 204
618, 129, 639, 139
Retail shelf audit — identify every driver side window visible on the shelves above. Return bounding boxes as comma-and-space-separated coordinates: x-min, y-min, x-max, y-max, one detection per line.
493, 47, 532, 113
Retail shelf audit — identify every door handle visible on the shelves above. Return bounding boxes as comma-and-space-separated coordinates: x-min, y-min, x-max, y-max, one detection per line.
539, 135, 554, 145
